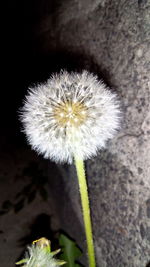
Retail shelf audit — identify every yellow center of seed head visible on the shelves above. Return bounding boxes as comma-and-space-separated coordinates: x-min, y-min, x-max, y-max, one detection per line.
53, 101, 87, 127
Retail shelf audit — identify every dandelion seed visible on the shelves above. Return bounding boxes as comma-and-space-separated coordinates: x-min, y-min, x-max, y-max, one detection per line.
16, 238, 65, 267
21, 70, 121, 163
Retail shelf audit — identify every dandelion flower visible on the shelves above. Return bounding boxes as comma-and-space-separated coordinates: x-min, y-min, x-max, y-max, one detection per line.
21, 70, 120, 163
16, 238, 65, 267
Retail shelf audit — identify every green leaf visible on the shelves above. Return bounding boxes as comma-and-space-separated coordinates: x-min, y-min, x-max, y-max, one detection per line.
59, 234, 83, 267
16, 258, 28, 265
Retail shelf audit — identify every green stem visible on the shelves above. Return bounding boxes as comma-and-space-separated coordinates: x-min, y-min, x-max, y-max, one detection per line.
74, 157, 96, 267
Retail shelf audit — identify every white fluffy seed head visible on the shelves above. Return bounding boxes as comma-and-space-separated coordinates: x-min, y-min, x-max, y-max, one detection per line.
20, 70, 121, 164
16, 238, 65, 267
24, 246, 59, 267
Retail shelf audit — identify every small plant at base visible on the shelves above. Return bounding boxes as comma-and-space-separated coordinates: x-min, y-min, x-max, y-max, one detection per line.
16, 237, 65, 267
20, 70, 121, 267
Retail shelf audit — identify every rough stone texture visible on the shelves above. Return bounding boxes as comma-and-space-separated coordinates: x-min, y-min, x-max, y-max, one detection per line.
22, 0, 150, 266
1, 0, 149, 266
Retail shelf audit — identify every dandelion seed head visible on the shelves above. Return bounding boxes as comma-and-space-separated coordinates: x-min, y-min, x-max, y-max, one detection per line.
16, 238, 65, 267
21, 70, 121, 163
53, 101, 87, 128
19, 245, 60, 267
